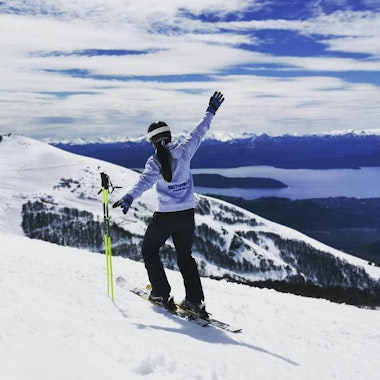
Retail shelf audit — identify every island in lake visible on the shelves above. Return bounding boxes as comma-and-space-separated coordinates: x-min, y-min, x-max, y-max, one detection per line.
193, 174, 288, 189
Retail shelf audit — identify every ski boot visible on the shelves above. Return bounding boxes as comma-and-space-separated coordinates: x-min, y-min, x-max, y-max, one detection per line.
180, 299, 210, 320
149, 293, 176, 312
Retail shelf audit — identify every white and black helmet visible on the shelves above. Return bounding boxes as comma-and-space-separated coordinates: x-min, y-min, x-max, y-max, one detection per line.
147, 121, 171, 145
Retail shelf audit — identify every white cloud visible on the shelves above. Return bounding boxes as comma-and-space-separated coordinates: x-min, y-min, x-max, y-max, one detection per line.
218, 10, 380, 56
0, 1, 379, 139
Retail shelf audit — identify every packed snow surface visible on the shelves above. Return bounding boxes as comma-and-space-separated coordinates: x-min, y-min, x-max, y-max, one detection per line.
1, 233, 379, 380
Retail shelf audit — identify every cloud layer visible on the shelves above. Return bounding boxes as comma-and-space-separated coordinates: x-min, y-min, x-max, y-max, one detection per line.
1, 0, 379, 140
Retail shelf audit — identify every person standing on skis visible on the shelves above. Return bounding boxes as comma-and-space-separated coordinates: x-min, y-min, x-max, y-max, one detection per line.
113, 91, 225, 318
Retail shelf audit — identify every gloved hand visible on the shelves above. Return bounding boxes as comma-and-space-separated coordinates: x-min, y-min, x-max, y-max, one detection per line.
207, 91, 225, 115
112, 194, 133, 214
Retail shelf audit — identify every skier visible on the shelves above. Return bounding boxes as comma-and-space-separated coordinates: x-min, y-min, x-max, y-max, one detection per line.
113, 91, 225, 318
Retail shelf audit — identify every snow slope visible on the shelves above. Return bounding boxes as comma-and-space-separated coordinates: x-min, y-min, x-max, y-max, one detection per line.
0, 133, 157, 236
1, 233, 380, 380
1, 134, 380, 379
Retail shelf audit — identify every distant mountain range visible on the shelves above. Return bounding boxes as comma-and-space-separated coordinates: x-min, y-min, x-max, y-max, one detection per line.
52, 131, 380, 169
2, 133, 380, 306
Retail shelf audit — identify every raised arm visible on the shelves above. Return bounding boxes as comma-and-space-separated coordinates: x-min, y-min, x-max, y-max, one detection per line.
181, 91, 225, 159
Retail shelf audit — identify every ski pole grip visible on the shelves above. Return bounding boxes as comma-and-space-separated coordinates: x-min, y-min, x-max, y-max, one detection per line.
100, 172, 110, 190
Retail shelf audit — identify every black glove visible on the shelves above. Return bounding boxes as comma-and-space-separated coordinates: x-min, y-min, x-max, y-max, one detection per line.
112, 194, 133, 214
207, 91, 225, 115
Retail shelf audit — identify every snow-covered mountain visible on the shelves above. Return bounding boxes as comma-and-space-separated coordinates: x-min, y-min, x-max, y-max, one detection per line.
2, 133, 380, 380
45, 128, 380, 145
1, 134, 379, 301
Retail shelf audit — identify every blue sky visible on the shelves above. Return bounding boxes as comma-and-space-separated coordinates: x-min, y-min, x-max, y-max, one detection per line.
1, 0, 380, 141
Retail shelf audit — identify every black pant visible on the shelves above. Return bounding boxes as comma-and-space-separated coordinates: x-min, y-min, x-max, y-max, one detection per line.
142, 208, 204, 303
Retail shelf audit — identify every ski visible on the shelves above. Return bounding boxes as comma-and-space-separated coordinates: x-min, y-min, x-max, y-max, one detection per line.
115, 276, 242, 333
115, 276, 209, 327
178, 302, 242, 333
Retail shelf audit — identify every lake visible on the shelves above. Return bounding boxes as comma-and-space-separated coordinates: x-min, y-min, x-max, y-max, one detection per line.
192, 166, 380, 200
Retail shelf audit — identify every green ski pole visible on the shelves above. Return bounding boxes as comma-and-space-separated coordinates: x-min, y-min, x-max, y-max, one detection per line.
99, 172, 121, 301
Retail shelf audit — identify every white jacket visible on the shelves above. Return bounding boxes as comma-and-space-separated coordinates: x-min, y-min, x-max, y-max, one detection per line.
127, 111, 214, 212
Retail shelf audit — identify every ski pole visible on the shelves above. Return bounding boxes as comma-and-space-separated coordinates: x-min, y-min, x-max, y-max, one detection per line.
98, 172, 121, 301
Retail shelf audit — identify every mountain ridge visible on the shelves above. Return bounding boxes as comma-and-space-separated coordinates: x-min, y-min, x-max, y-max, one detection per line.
51, 131, 380, 169
43, 128, 380, 145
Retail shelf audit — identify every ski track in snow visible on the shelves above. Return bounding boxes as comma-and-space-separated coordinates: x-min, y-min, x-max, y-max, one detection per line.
1, 233, 379, 380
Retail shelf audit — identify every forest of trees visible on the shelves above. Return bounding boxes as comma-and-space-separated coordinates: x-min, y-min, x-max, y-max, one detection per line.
22, 200, 139, 259
262, 232, 377, 289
